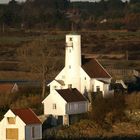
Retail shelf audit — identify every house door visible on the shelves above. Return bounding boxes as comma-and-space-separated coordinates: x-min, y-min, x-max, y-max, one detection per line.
57, 116, 63, 125
6, 128, 18, 140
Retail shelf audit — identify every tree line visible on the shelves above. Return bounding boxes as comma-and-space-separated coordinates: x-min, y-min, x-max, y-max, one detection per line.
0, 0, 140, 30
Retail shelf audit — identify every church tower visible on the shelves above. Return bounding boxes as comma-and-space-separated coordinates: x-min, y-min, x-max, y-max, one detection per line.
65, 33, 81, 90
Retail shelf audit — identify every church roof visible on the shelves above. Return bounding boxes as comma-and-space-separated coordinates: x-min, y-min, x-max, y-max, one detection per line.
56, 88, 87, 103
82, 59, 111, 78
11, 108, 41, 125
55, 80, 65, 86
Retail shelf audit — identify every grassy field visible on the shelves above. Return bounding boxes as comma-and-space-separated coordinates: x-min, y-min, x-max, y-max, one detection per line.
0, 29, 139, 80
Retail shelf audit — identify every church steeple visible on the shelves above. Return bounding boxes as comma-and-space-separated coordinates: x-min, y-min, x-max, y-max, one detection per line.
65, 34, 81, 90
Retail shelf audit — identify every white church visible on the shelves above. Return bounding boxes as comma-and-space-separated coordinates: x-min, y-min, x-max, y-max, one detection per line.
42, 33, 112, 125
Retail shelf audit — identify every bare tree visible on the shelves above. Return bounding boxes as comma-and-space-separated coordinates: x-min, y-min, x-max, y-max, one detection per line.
18, 36, 55, 98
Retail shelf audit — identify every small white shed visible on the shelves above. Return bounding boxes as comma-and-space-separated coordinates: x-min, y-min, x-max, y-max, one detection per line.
0, 108, 42, 140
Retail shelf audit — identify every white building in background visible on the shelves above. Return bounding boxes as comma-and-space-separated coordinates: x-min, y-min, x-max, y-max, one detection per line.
43, 33, 112, 125
49, 33, 112, 96
0, 108, 42, 140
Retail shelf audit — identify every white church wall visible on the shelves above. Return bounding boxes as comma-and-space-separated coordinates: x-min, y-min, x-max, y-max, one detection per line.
80, 68, 91, 93
96, 78, 111, 83
55, 68, 66, 80
49, 80, 63, 94
91, 79, 104, 93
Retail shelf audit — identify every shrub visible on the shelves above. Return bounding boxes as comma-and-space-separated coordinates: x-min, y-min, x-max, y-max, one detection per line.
90, 93, 126, 126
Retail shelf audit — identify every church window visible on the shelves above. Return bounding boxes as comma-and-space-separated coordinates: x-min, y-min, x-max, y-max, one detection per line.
53, 104, 57, 109
69, 37, 72, 41
53, 85, 57, 89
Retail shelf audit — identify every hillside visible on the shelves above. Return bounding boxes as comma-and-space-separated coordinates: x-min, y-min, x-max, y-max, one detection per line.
0, 30, 139, 81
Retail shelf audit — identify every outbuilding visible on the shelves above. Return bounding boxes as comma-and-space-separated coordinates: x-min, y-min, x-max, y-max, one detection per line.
0, 108, 42, 140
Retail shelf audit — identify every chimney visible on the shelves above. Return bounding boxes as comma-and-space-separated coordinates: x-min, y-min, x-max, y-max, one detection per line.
68, 84, 72, 90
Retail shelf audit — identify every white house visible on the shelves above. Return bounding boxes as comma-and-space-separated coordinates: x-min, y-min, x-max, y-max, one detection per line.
42, 88, 88, 125
0, 108, 42, 140
49, 33, 112, 96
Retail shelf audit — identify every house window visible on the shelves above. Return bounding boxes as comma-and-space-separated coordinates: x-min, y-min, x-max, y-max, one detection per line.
32, 126, 35, 138
96, 86, 100, 92
7, 117, 16, 124
53, 103, 57, 109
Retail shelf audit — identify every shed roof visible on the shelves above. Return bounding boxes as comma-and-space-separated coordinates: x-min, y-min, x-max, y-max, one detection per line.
11, 108, 41, 125
82, 59, 111, 78
56, 88, 87, 103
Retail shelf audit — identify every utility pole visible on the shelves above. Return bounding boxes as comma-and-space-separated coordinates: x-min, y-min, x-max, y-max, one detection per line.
2, 23, 5, 33
126, 50, 128, 61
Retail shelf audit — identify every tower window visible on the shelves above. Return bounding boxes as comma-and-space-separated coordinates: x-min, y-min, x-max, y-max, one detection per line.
69, 49, 71, 53
85, 77, 86, 80
69, 65, 71, 69
69, 37, 72, 41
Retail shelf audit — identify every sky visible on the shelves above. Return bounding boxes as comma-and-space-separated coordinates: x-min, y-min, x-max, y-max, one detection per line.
0, 0, 129, 4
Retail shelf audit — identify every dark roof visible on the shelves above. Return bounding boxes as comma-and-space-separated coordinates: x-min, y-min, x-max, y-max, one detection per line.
82, 59, 111, 78
98, 80, 109, 84
56, 88, 87, 103
11, 108, 41, 124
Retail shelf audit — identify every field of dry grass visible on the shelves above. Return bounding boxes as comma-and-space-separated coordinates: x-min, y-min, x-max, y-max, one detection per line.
0, 30, 139, 80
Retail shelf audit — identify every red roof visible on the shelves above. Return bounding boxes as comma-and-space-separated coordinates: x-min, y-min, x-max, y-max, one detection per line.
56, 88, 87, 102
11, 108, 41, 124
82, 59, 111, 78
0, 83, 14, 93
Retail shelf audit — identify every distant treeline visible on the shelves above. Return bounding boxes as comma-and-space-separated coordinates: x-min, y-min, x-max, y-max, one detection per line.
0, 0, 140, 30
